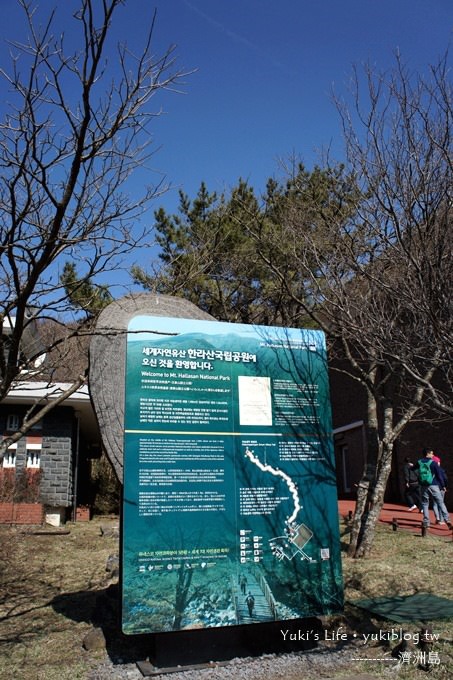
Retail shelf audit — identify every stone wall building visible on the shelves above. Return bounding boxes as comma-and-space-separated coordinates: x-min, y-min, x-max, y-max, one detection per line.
0, 383, 100, 524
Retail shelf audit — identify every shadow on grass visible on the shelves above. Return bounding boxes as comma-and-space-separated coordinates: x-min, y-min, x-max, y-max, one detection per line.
51, 583, 151, 663
51, 584, 324, 667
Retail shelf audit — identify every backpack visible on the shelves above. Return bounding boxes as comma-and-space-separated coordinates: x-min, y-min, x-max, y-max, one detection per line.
418, 460, 434, 486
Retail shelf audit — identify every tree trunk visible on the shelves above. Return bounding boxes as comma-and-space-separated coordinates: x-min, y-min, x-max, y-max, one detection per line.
348, 388, 379, 556
348, 390, 396, 558
354, 439, 394, 557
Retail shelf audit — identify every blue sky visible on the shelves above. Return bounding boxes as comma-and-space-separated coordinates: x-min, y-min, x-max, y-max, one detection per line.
1, 0, 452, 294
143, 0, 453, 207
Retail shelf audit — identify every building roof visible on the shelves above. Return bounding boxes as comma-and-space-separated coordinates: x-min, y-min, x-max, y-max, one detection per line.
2, 382, 99, 442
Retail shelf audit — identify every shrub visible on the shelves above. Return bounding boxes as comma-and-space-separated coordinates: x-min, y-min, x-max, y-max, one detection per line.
0, 468, 43, 503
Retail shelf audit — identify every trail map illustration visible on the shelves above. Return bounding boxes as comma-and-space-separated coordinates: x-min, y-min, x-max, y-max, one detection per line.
122, 316, 343, 634
244, 446, 301, 524
244, 446, 316, 564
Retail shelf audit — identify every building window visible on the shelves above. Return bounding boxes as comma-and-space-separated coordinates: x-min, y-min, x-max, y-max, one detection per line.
6, 414, 20, 431
25, 438, 42, 469
26, 449, 41, 469
3, 444, 17, 468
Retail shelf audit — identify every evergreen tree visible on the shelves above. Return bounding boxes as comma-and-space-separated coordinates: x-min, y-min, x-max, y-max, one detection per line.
61, 263, 113, 317
132, 167, 354, 327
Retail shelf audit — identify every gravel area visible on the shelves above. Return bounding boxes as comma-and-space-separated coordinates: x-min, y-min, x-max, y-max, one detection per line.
87, 639, 371, 680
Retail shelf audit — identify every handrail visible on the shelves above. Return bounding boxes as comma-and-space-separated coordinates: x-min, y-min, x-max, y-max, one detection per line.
253, 567, 278, 620
230, 574, 240, 624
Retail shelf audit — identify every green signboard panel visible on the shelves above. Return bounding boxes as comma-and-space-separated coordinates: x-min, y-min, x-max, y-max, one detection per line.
122, 316, 343, 634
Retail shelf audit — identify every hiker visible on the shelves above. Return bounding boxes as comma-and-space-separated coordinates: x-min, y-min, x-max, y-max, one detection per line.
417, 448, 452, 529
431, 455, 449, 525
403, 457, 422, 512
245, 591, 255, 617
239, 573, 247, 595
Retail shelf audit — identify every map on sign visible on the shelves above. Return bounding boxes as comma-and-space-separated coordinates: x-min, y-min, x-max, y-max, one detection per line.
244, 446, 301, 524
244, 445, 316, 564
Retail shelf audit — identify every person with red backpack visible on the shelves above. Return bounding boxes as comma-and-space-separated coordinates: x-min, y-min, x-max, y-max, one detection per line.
417, 448, 452, 529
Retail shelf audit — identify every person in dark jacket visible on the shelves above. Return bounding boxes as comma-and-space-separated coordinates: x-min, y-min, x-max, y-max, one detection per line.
431, 455, 449, 525
417, 448, 452, 528
245, 592, 255, 617
403, 457, 422, 511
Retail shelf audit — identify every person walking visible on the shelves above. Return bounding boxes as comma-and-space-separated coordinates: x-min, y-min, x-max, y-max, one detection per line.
239, 574, 247, 595
417, 448, 452, 529
403, 457, 422, 511
431, 455, 448, 525
245, 591, 255, 617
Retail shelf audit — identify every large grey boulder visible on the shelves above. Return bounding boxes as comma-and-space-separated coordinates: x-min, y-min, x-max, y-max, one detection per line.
89, 294, 214, 481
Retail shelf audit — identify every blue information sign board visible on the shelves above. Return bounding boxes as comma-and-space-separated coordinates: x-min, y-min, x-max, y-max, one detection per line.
122, 316, 343, 634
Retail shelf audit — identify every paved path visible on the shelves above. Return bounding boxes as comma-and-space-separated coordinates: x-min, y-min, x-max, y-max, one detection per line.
338, 500, 452, 538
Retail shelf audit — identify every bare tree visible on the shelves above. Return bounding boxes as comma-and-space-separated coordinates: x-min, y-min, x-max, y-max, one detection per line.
0, 0, 186, 457
248, 55, 452, 557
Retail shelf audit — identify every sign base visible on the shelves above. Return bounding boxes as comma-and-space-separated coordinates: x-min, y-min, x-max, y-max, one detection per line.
136, 659, 233, 677
142, 618, 322, 670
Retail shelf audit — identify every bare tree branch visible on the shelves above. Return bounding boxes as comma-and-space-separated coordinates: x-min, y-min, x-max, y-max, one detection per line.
0, 0, 188, 448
